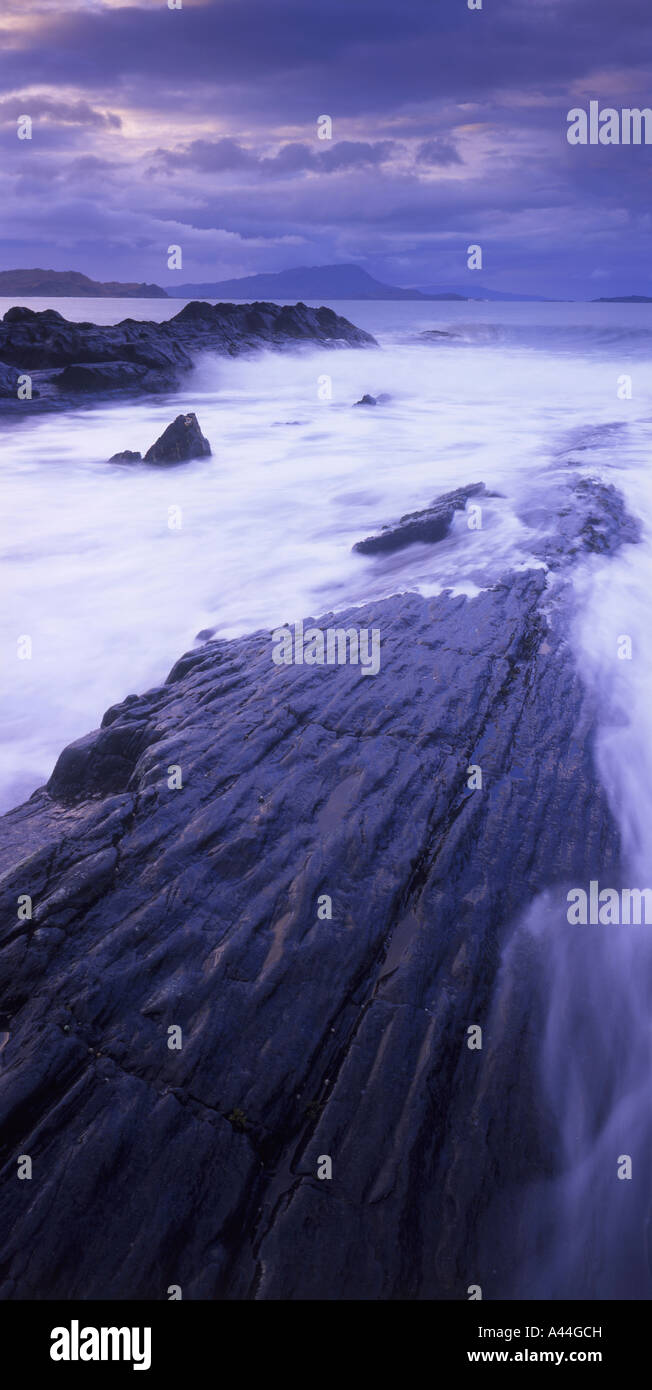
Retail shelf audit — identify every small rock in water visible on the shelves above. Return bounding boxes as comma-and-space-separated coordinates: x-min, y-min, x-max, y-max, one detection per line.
143, 412, 212, 465
108, 449, 142, 464
354, 483, 486, 556
354, 393, 377, 406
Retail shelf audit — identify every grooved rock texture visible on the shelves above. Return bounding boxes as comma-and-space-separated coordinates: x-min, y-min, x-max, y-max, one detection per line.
0, 553, 624, 1299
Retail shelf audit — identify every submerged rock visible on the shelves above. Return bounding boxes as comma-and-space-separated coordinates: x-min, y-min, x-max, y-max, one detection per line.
143, 413, 211, 465
354, 482, 486, 555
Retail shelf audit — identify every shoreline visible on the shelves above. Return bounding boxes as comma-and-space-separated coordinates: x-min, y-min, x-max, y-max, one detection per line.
0, 300, 377, 415
0, 471, 639, 1298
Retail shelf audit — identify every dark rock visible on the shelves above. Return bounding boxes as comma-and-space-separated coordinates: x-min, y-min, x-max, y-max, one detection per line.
0, 479, 639, 1300
0, 362, 21, 397
354, 482, 486, 555
3, 306, 66, 325
109, 450, 142, 464
0, 302, 376, 410
53, 362, 164, 393
418, 328, 455, 341
535, 475, 641, 563
354, 393, 377, 406
143, 413, 211, 466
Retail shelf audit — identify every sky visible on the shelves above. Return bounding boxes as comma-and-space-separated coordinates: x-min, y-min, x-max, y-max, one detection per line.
1, 0, 651, 297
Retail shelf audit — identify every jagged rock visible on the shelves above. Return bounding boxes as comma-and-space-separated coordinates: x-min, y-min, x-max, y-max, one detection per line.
0, 302, 376, 408
143, 413, 211, 465
109, 450, 142, 464
355, 393, 377, 406
354, 482, 486, 555
0, 477, 640, 1300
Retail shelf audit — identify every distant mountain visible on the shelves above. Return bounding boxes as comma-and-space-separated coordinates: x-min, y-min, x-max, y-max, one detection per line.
0, 269, 168, 298
593, 295, 652, 303
415, 283, 551, 302
166, 263, 462, 301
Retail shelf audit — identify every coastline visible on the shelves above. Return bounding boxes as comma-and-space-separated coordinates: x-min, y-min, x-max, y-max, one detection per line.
0, 469, 637, 1298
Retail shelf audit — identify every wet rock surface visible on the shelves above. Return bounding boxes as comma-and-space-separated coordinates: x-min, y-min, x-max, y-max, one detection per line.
0, 476, 637, 1299
143, 412, 211, 465
353, 482, 486, 555
0, 301, 376, 411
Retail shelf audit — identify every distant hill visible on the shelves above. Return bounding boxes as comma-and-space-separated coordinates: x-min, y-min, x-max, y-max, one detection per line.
0, 269, 168, 298
416, 283, 551, 302
593, 295, 652, 303
166, 263, 465, 301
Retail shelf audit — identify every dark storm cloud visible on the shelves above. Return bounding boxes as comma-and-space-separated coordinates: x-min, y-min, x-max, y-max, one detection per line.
416, 138, 462, 167
154, 138, 396, 177
2, 0, 652, 118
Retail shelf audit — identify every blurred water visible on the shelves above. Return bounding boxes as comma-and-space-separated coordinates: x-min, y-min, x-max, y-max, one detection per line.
1, 298, 652, 819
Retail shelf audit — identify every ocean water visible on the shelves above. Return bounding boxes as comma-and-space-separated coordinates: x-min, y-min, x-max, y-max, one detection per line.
2, 297, 652, 813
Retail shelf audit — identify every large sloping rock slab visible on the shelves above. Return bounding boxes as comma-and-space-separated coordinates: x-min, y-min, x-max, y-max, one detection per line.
0, 544, 623, 1298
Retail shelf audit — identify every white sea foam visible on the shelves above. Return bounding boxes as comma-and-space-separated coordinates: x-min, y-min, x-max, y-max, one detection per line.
1, 297, 652, 811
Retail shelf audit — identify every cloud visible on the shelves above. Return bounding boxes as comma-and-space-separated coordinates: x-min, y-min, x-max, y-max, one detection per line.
0, 93, 121, 128
416, 137, 462, 167
154, 137, 397, 178
1, 0, 652, 296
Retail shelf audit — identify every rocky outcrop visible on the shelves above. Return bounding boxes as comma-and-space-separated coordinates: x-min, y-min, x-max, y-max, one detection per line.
143, 413, 211, 465
0, 302, 376, 410
353, 482, 486, 555
108, 414, 211, 467
0, 473, 638, 1300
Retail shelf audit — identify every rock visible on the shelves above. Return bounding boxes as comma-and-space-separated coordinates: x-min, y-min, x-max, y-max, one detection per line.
532, 476, 641, 564
0, 360, 39, 398
353, 482, 486, 555
0, 476, 639, 1300
0, 302, 376, 409
109, 450, 142, 464
0, 362, 21, 397
143, 413, 211, 466
418, 329, 454, 341
53, 362, 164, 393
355, 393, 377, 406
